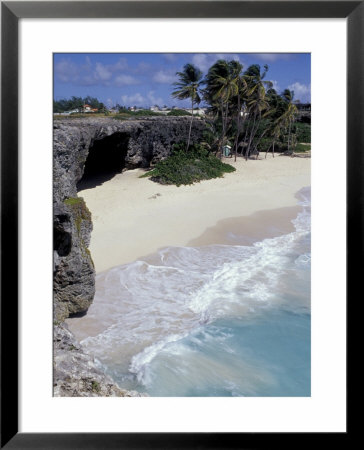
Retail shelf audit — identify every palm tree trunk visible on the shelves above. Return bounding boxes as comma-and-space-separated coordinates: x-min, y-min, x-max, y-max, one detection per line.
265, 143, 271, 159
219, 102, 225, 158
186, 99, 194, 151
246, 112, 258, 160
234, 94, 241, 162
253, 128, 268, 155
241, 115, 251, 159
287, 121, 292, 153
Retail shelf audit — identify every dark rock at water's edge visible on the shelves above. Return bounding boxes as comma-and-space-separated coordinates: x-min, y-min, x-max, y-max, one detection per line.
53, 116, 205, 396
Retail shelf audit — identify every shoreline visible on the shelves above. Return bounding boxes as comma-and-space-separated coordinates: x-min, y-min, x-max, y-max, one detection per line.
186, 205, 301, 248
78, 155, 310, 273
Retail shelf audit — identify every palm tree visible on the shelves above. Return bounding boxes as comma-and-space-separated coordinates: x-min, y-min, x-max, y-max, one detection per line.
172, 63, 203, 150
245, 83, 271, 159
281, 89, 298, 154
204, 60, 243, 157
264, 89, 284, 158
242, 64, 273, 160
200, 119, 221, 155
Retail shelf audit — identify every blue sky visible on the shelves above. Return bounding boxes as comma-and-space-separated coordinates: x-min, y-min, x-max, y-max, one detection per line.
54, 53, 311, 107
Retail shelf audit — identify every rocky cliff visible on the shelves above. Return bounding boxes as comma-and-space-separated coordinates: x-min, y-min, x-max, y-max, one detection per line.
53, 323, 146, 397
53, 116, 206, 396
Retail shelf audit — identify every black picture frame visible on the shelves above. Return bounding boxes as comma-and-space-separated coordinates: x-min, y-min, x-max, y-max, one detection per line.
1, 1, 359, 448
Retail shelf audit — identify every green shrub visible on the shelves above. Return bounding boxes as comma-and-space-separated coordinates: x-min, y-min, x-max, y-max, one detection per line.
63, 197, 83, 206
295, 143, 311, 153
257, 137, 272, 152
167, 109, 192, 116
113, 110, 162, 120
131, 109, 163, 116
91, 381, 101, 392
140, 143, 236, 186
294, 123, 311, 143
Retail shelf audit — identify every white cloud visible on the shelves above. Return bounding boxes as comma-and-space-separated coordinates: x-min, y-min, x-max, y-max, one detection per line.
254, 53, 295, 63
55, 56, 137, 87
163, 53, 178, 62
271, 80, 280, 92
153, 70, 176, 84
120, 93, 145, 106
147, 91, 164, 106
191, 53, 243, 73
114, 74, 139, 86
191, 54, 211, 72
288, 82, 311, 102
85, 56, 92, 67
120, 91, 164, 107
135, 62, 151, 73
95, 63, 112, 81
54, 59, 79, 82
111, 58, 128, 72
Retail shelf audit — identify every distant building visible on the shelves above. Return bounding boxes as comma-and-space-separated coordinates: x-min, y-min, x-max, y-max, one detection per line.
182, 107, 206, 116
150, 105, 160, 112
295, 102, 311, 112
54, 108, 80, 116
81, 104, 98, 113
295, 102, 311, 122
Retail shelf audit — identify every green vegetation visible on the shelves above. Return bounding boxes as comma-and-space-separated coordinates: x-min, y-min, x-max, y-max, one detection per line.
63, 197, 94, 266
168, 59, 310, 160
167, 109, 192, 116
294, 122, 311, 143
91, 381, 101, 393
64, 197, 83, 206
172, 64, 203, 150
140, 143, 235, 186
295, 143, 311, 153
53, 96, 106, 113
112, 109, 163, 120
64, 196, 90, 234
54, 110, 164, 120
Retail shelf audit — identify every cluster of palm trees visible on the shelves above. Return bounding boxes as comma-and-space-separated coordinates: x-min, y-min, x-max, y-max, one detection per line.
171, 60, 299, 160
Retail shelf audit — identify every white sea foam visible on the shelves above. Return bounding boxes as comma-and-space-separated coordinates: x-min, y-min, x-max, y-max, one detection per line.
78, 188, 311, 390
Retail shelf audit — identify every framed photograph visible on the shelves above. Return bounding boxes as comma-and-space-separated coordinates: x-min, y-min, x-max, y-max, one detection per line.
1, 1, 359, 448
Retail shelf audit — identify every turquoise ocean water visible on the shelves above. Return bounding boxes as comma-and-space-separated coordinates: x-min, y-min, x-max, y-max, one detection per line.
79, 187, 311, 396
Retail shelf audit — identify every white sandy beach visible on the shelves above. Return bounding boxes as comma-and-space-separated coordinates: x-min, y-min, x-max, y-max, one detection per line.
78, 154, 310, 273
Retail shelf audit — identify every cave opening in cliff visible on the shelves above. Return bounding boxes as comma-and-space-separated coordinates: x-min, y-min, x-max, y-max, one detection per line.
77, 132, 129, 190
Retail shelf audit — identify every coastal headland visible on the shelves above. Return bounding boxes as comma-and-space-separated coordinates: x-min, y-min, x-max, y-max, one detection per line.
53, 115, 310, 396
53, 116, 206, 396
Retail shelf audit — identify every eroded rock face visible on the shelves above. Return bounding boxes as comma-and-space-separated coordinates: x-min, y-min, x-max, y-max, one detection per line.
53, 116, 205, 396
53, 199, 95, 321
53, 324, 147, 397
53, 116, 206, 203
53, 116, 205, 320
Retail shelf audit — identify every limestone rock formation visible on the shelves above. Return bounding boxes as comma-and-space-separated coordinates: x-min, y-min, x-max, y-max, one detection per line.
53, 116, 206, 396
54, 324, 146, 397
